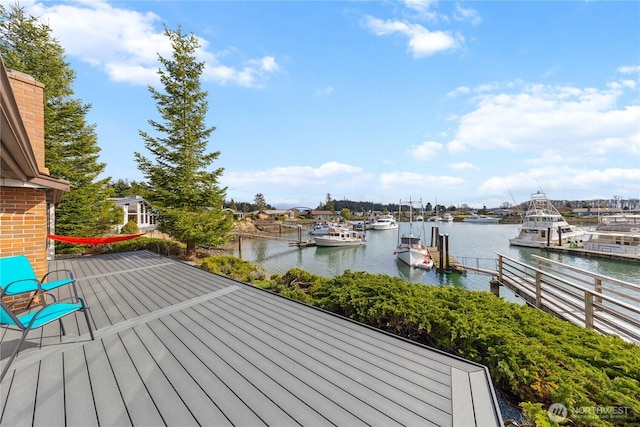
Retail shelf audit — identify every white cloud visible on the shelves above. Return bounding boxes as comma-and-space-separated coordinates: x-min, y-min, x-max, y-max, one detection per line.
408, 140, 443, 160
446, 81, 640, 161
380, 172, 466, 191
448, 162, 477, 170
315, 85, 335, 96
402, 0, 440, 22
363, 15, 462, 57
480, 166, 640, 200
224, 162, 363, 187
453, 3, 482, 25
618, 65, 640, 74
24, 0, 279, 88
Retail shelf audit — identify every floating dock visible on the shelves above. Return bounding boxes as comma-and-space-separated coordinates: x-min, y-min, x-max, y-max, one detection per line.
428, 246, 466, 273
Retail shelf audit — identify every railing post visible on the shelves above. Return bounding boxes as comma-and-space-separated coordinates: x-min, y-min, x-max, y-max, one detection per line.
585, 292, 594, 329
535, 270, 542, 308
594, 278, 602, 307
497, 254, 503, 280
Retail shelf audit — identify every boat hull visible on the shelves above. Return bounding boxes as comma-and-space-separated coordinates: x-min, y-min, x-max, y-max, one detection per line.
314, 227, 366, 247
396, 247, 433, 268
314, 238, 364, 247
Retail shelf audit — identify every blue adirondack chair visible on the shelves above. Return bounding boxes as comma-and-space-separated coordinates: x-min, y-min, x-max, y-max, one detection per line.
0, 255, 78, 302
0, 293, 94, 382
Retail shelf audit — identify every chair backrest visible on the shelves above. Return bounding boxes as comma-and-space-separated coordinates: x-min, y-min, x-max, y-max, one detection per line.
0, 256, 37, 290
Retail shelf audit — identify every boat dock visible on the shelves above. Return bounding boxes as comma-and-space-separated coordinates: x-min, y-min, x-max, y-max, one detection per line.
429, 226, 466, 273
542, 245, 640, 262
490, 253, 640, 344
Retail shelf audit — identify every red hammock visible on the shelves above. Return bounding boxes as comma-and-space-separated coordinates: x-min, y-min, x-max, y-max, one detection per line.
47, 233, 145, 245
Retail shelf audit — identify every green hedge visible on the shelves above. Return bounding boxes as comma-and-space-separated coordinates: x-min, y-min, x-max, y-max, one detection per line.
268, 269, 640, 426
104, 237, 185, 257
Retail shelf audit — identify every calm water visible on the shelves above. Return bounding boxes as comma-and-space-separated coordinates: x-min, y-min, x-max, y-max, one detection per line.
232, 222, 640, 302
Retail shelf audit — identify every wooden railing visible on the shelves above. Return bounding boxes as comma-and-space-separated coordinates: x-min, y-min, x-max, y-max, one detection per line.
495, 253, 640, 344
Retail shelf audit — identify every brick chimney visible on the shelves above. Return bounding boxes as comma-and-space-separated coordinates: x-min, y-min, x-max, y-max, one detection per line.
6, 69, 49, 175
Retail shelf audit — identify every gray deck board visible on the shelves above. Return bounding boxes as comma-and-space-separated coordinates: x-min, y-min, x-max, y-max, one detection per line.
1, 250, 503, 426
84, 340, 132, 427
118, 328, 199, 427
33, 353, 65, 427
132, 322, 232, 426
173, 306, 388, 426
202, 293, 451, 424
62, 346, 98, 427
100, 334, 165, 426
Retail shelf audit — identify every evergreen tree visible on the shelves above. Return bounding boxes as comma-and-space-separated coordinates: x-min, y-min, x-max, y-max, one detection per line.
325, 193, 335, 213
254, 193, 267, 211
135, 26, 232, 256
0, 4, 120, 240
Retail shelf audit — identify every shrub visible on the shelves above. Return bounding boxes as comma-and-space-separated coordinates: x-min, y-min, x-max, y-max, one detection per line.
120, 220, 140, 234
199, 256, 266, 283
104, 237, 185, 257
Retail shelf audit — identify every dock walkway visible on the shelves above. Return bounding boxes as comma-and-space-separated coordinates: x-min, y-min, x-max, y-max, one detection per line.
493, 254, 640, 344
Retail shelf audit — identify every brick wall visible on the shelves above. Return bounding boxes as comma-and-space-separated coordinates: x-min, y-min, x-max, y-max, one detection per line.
1, 187, 49, 308
0, 186, 48, 262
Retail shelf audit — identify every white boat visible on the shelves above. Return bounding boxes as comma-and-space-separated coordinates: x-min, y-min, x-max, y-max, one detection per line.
579, 214, 640, 257
429, 213, 454, 222
509, 191, 584, 248
395, 200, 433, 269
463, 214, 501, 223
309, 221, 341, 236
372, 214, 398, 230
314, 227, 366, 247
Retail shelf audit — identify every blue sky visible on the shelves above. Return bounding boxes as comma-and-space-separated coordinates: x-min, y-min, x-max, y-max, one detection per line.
9, 0, 640, 209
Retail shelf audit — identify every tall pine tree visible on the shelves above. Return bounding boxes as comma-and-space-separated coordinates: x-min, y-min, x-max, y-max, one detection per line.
0, 5, 120, 241
136, 26, 232, 256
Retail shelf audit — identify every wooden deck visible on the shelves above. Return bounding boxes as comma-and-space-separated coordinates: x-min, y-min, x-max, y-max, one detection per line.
1, 251, 502, 426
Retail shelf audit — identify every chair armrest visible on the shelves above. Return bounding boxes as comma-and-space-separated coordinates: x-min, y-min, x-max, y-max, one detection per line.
41, 269, 74, 282
41, 269, 79, 297
1, 278, 44, 297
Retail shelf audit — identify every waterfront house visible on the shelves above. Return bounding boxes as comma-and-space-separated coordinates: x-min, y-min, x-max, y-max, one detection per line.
0, 59, 69, 304
256, 209, 296, 220
311, 209, 334, 220
111, 195, 158, 232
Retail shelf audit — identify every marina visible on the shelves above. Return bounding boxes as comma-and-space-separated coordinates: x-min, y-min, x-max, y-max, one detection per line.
231, 221, 640, 305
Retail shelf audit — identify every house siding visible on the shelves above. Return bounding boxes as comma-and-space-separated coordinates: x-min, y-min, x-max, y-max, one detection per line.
6, 70, 47, 174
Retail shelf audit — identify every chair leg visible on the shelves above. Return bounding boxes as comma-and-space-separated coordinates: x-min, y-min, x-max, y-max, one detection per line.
0, 329, 29, 382
82, 308, 95, 340
58, 318, 67, 336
